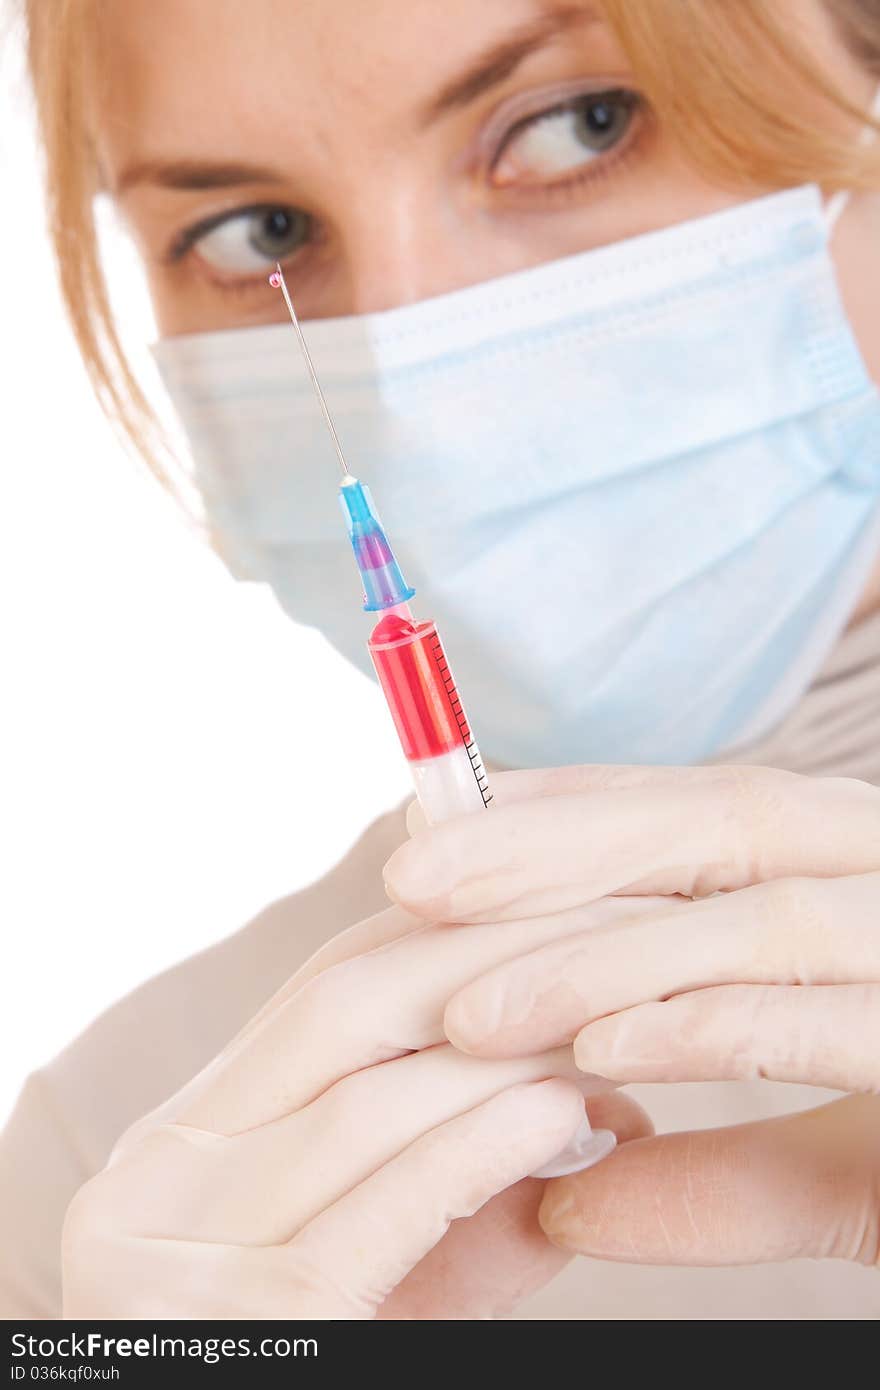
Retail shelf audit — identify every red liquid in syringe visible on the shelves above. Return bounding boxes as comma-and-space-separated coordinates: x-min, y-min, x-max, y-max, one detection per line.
369, 610, 491, 823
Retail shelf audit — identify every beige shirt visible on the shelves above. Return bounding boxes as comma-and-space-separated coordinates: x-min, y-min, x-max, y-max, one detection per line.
3, 610, 879, 1321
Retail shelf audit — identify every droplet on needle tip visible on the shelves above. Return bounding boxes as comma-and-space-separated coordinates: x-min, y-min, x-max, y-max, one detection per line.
267, 262, 351, 478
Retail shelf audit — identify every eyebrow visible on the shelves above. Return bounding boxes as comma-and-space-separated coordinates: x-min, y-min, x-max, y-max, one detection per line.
115, 159, 287, 195
114, 4, 598, 195
419, 4, 597, 125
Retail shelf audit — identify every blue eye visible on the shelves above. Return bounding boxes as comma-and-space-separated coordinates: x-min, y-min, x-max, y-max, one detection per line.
183, 205, 312, 273
492, 90, 638, 187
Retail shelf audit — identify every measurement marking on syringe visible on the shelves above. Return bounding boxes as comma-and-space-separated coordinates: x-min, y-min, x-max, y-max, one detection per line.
429, 633, 493, 808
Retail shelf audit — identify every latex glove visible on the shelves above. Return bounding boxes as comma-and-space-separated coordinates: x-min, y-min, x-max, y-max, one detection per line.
63, 900, 650, 1319
383, 764, 880, 1269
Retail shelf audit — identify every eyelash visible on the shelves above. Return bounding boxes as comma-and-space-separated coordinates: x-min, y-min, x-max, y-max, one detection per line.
164, 207, 276, 265
169, 87, 648, 292
487, 90, 646, 199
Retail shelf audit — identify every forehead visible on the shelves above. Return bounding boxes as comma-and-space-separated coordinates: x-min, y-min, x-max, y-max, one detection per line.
93, 0, 578, 172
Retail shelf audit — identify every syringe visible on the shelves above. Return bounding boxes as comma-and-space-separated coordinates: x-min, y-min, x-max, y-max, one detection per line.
340, 478, 493, 824
269, 266, 492, 827
268, 266, 616, 1177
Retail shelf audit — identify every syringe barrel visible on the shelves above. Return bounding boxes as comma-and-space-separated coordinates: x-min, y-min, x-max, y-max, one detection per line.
368, 611, 491, 825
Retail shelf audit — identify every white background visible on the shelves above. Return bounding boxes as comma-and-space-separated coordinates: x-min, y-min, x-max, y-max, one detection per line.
0, 15, 409, 1124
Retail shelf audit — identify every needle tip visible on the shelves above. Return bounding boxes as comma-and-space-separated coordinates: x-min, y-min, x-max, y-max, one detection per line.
269, 262, 352, 478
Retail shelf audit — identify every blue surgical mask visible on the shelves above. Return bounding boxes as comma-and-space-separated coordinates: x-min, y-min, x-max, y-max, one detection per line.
155, 184, 880, 768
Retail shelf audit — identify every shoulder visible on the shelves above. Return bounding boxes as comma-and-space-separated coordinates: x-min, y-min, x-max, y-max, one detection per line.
50, 802, 409, 1160
0, 804, 407, 1316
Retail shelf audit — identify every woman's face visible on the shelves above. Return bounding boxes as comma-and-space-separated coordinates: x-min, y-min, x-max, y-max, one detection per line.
95, 0, 880, 620
96, 0, 877, 344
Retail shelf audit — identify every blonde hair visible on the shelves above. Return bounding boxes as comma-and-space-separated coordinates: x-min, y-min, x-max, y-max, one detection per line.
24, 0, 880, 495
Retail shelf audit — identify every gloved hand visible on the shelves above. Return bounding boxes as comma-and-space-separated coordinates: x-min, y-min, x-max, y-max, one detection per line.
383, 763, 880, 1268
63, 899, 650, 1319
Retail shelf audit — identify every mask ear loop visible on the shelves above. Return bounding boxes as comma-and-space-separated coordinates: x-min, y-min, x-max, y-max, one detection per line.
825, 83, 880, 234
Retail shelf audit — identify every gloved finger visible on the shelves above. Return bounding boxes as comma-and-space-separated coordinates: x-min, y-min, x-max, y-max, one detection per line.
403, 766, 694, 837
233, 905, 425, 1042
403, 767, 688, 838
583, 1089, 654, 1145
65, 1082, 585, 1322
539, 1094, 880, 1267
573, 983, 880, 1092
288, 1079, 585, 1318
414, 761, 703, 822
478, 764, 710, 802
174, 894, 642, 1135
116, 900, 428, 1150
134, 1044, 599, 1244
379, 1088, 654, 1320
383, 765, 880, 922
443, 872, 880, 1057
379, 1179, 569, 1320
